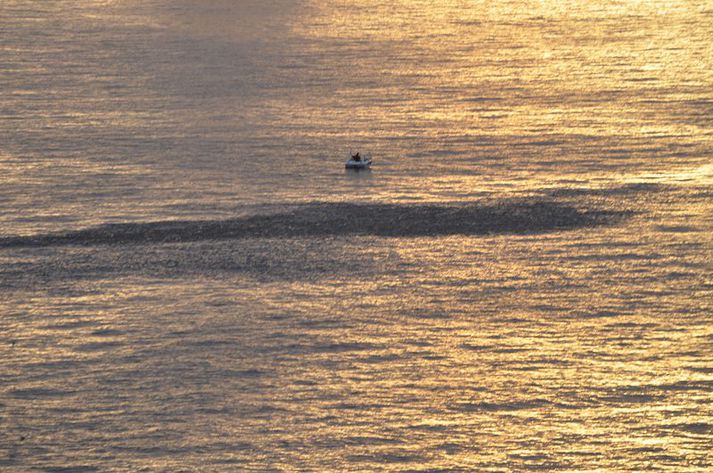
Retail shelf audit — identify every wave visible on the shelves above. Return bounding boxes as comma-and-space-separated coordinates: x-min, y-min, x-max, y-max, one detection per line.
0, 200, 627, 248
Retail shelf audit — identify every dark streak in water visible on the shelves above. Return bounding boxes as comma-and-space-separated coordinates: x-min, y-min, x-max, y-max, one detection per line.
547, 182, 664, 197
0, 201, 626, 248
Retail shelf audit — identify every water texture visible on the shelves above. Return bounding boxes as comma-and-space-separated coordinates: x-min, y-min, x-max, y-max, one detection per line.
1, 1, 712, 471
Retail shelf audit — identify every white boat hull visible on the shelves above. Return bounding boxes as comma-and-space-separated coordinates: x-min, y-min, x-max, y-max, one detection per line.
345, 158, 372, 169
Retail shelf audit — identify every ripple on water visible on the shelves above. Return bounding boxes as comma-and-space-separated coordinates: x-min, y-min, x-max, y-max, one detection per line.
451, 399, 554, 412
6, 387, 75, 399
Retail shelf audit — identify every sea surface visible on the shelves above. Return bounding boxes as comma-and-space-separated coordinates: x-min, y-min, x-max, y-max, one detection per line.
1, 1, 712, 471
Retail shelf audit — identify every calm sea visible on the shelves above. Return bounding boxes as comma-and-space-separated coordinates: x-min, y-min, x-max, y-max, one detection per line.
1, 1, 712, 471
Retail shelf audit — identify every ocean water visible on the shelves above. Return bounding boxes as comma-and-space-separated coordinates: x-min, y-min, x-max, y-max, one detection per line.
1, 1, 712, 471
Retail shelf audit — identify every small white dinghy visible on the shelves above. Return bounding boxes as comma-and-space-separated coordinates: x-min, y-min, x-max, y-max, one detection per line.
345, 152, 372, 169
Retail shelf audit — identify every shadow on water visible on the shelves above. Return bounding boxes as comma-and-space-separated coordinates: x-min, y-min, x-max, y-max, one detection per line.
0, 200, 628, 248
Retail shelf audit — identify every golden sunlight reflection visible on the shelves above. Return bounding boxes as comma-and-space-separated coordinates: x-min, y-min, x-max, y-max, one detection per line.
2, 0, 712, 471
623, 163, 713, 185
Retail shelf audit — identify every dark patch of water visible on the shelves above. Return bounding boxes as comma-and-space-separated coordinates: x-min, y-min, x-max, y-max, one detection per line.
0, 200, 626, 248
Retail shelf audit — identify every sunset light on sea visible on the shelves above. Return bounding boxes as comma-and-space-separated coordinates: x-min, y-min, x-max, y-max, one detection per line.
1, 1, 712, 471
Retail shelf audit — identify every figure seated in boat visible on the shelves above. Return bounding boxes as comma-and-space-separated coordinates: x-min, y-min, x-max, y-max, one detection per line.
345, 151, 371, 169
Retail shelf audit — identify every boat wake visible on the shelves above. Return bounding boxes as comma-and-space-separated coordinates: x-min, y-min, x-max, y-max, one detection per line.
0, 200, 627, 249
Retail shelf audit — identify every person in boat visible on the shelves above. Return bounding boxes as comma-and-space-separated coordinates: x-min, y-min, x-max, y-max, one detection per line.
352, 152, 361, 162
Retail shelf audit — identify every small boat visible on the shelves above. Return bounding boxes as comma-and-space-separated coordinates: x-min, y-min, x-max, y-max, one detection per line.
345, 152, 372, 169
